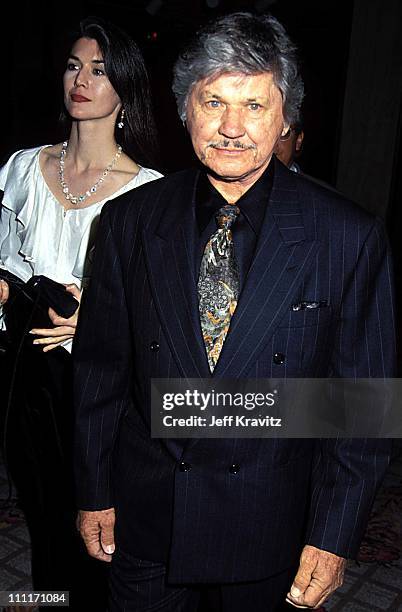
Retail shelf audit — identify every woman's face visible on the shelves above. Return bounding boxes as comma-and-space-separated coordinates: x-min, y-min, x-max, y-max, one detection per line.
63, 37, 121, 123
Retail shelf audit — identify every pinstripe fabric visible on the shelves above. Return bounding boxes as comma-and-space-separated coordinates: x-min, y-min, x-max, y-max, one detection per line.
73, 158, 396, 583
108, 546, 296, 611
108, 550, 200, 612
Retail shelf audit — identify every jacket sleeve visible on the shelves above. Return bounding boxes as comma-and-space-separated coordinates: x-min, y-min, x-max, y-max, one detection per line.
305, 217, 397, 558
73, 202, 132, 510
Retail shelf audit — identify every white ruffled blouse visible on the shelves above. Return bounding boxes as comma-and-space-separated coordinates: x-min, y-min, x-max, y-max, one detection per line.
0, 145, 162, 343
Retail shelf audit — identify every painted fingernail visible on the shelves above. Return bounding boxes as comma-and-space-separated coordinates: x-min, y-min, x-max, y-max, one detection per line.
291, 587, 301, 597
105, 545, 115, 554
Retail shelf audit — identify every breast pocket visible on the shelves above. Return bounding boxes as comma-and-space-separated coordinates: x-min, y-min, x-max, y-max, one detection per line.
272, 305, 335, 374
278, 304, 333, 329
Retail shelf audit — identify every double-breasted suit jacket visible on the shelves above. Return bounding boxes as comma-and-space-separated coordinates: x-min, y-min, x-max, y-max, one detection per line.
73, 158, 396, 583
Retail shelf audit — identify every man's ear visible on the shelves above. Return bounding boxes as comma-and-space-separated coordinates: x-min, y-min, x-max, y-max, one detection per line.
295, 131, 304, 152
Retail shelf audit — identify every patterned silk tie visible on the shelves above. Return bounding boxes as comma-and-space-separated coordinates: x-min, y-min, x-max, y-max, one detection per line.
198, 204, 240, 372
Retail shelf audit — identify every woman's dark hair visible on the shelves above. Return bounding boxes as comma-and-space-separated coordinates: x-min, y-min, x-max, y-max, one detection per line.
64, 16, 159, 168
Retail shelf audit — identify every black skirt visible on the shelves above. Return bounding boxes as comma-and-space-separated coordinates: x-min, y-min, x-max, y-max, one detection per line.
2, 295, 109, 611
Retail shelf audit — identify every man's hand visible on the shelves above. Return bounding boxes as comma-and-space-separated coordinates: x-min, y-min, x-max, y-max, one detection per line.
0, 279, 9, 305
286, 545, 346, 609
30, 283, 81, 352
77, 507, 116, 562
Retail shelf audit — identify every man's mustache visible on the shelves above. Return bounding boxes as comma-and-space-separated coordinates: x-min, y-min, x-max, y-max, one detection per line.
208, 140, 256, 150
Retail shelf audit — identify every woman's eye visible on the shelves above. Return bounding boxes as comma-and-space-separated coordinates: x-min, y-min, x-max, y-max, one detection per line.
93, 68, 105, 76
67, 63, 79, 71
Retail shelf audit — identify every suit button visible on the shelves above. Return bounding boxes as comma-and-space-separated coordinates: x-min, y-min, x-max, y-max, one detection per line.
273, 352, 285, 365
150, 341, 159, 352
229, 464, 240, 474
179, 461, 192, 472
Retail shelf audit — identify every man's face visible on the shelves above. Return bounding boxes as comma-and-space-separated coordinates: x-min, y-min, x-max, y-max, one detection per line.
186, 72, 289, 184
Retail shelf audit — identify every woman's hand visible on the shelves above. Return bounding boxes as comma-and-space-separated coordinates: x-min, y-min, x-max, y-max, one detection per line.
29, 283, 82, 352
0, 279, 9, 305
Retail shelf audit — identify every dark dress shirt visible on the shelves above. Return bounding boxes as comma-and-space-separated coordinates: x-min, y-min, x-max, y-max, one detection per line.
195, 160, 274, 289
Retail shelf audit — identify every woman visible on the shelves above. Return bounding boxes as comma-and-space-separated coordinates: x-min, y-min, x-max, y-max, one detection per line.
0, 16, 162, 609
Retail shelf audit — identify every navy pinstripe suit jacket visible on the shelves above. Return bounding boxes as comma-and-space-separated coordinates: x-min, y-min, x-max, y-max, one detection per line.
73, 158, 396, 583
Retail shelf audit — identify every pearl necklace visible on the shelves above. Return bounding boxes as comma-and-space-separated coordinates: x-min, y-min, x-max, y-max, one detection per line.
59, 141, 122, 205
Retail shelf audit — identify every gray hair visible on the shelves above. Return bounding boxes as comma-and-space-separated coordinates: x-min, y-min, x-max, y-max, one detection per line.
172, 12, 304, 126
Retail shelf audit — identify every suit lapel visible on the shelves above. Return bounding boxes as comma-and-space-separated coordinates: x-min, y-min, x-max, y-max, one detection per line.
142, 170, 211, 378
142, 162, 320, 380
143, 162, 320, 455
212, 159, 320, 378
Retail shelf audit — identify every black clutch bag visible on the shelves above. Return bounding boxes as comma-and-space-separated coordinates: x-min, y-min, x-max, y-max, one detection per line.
1, 271, 79, 338
24, 275, 79, 319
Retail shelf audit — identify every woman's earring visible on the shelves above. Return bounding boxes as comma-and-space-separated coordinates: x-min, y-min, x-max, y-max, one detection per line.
117, 108, 125, 129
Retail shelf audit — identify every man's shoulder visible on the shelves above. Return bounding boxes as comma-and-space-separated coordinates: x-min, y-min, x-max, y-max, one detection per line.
110, 167, 197, 204
103, 167, 198, 222
291, 167, 377, 230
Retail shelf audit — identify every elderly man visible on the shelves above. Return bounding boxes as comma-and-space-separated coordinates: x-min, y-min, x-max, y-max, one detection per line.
73, 12, 396, 612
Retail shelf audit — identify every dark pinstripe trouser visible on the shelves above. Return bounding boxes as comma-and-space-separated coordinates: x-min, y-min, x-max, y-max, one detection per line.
108, 547, 296, 611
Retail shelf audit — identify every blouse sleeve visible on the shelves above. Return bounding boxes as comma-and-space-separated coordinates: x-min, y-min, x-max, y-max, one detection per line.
0, 150, 24, 267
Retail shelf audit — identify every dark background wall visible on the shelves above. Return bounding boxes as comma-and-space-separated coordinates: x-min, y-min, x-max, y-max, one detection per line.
2, 0, 402, 358
1, 0, 354, 183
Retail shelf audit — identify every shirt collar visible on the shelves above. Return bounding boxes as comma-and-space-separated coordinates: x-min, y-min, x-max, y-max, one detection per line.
195, 159, 274, 235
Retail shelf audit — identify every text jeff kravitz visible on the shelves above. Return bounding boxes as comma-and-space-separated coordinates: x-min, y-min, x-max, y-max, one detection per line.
162, 415, 282, 427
